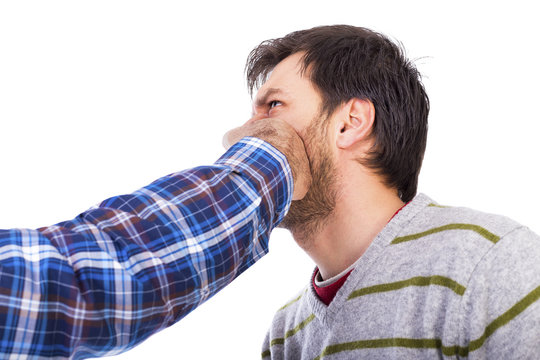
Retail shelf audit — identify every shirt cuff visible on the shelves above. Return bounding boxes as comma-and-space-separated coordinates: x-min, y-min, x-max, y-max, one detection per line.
214, 137, 293, 227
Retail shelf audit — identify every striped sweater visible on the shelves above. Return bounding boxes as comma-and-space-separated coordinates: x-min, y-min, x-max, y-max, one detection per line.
262, 193, 540, 359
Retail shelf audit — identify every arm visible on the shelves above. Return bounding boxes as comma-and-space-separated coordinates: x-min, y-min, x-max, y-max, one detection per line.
0, 137, 292, 359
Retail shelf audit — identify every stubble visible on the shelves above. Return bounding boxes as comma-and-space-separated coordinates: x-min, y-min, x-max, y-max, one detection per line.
278, 115, 339, 248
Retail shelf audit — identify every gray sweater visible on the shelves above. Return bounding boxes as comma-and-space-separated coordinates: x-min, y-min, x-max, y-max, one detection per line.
262, 194, 540, 359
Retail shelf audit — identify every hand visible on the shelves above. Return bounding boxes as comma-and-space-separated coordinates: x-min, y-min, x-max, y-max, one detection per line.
223, 117, 312, 200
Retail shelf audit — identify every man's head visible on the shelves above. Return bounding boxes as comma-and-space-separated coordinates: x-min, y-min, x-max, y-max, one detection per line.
246, 25, 429, 204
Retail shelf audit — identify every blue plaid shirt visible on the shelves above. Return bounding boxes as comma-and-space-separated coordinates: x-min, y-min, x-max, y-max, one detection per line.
0, 137, 293, 359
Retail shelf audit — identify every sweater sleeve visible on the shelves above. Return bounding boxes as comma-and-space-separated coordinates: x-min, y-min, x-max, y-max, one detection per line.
458, 226, 540, 359
0, 137, 293, 359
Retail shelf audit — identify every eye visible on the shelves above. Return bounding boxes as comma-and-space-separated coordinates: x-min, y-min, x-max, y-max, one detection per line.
269, 100, 282, 109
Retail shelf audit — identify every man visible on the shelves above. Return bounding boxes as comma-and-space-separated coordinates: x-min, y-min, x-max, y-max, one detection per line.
247, 25, 540, 359
0, 120, 311, 358
2, 24, 538, 360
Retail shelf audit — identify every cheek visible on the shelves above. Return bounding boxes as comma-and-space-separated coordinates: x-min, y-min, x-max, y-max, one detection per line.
275, 113, 305, 137
303, 119, 335, 165
285, 104, 317, 131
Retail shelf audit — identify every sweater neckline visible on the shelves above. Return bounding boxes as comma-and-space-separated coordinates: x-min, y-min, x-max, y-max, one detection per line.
305, 193, 433, 326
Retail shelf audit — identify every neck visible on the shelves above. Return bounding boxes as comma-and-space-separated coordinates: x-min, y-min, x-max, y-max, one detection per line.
291, 170, 404, 280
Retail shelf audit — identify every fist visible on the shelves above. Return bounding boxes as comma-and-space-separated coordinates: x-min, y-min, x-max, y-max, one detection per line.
223, 118, 312, 201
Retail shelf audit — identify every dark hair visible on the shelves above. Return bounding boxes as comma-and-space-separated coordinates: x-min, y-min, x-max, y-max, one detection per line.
245, 25, 429, 202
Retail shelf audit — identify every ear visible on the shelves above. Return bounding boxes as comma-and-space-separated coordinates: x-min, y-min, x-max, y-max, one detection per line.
336, 98, 375, 149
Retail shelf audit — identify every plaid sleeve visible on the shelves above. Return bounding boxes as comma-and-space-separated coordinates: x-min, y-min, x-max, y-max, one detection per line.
0, 137, 293, 359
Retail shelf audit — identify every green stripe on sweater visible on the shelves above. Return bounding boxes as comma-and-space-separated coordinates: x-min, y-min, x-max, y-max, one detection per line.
446, 284, 540, 356
278, 290, 306, 311
428, 203, 450, 208
391, 223, 500, 245
315, 284, 540, 359
348, 275, 466, 300
262, 314, 316, 358
313, 338, 443, 360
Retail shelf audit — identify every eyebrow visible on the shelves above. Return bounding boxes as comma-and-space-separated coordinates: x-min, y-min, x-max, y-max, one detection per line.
254, 88, 285, 108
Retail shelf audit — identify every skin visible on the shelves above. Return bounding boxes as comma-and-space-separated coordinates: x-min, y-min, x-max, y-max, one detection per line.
229, 52, 405, 280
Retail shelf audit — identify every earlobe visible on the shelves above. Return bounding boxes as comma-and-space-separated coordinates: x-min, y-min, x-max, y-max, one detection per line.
336, 99, 375, 150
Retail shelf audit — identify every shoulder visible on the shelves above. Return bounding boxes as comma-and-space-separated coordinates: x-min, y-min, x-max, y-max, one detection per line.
397, 193, 540, 274
387, 195, 540, 356
390, 195, 532, 272
455, 225, 540, 357
400, 195, 525, 241
409, 197, 540, 267
408, 196, 540, 356
391, 195, 534, 263
389, 194, 540, 305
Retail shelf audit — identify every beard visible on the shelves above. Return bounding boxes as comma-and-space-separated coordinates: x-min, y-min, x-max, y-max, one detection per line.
278, 114, 339, 247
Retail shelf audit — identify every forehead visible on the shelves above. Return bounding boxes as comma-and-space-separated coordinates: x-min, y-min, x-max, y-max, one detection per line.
255, 52, 319, 103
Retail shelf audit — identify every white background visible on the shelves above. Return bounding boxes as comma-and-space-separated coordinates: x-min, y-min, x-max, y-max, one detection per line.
0, 0, 539, 358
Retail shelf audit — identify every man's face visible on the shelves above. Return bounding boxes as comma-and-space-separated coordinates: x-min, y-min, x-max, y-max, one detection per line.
251, 52, 322, 139
252, 53, 339, 244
